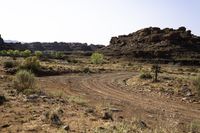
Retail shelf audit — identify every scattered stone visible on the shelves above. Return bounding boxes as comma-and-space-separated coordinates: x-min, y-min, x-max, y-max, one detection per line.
102, 111, 113, 121
0, 95, 6, 105
109, 108, 122, 112
85, 108, 95, 114
181, 97, 189, 101
41, 108, 64, 126
179, 85, 192, 97
27, 94, 39, 100
63, 125, 70, 131
136, 120, 148, 129
1, 124, 10, 128
50, 112, 62, 125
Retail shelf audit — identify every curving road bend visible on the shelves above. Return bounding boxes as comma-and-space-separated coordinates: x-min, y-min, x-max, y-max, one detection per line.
39, 72, 200, 125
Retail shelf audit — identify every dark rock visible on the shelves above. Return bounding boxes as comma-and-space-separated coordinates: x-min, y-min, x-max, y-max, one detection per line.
178, 26, 186, 32
1, 124, 10, 128
179, 85, 193, 97
85, 108, 95, 114
102, 111, 113, 121
27, 94, 39, 100
136, 120, 148, 129
63, 125, 70, 131
0, 95, 6, 105
0, 34, 4, 44
50, 113, 62, 125
109, 108, 122, 112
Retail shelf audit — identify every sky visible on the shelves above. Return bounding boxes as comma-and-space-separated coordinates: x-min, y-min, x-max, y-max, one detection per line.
0, 0, 200, 45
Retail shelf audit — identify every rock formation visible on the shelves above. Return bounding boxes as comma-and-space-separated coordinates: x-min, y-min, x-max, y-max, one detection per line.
0, 34, 4, 44
101, 27, 200, 64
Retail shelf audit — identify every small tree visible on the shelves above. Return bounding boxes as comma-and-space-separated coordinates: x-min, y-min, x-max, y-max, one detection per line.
34, 51, 43, 58
91, 52, 104, 64
151, 64, 161, 82
22, 50, 31, 57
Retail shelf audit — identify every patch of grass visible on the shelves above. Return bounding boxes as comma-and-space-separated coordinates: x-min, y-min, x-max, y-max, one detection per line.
67, 96, 87, 106
3, 60, 17, 68
193, 75, 200, 96
189, 121, 200, 133
140, 72, 152, 79
13, 70, 36, 93
83, 67, 90, 73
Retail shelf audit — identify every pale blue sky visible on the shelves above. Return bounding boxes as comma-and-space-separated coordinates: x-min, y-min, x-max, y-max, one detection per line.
0, 0, 199, 45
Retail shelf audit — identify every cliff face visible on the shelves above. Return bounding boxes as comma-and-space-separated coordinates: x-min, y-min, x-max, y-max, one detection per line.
101, 27, 200, 61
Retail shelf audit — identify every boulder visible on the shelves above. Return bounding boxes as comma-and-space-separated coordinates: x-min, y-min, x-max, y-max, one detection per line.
0, 95, 6, 105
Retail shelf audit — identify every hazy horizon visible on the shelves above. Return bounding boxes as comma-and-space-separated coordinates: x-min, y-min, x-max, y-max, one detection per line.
0, 0, 200, 45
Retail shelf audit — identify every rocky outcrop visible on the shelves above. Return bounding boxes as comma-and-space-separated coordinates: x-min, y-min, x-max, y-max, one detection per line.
0, 34, 4, 45
101, 27, 200, 64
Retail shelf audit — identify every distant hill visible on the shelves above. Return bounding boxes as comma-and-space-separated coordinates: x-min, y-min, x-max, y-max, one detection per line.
100, 27, 200, 65
0, 37, 104, 53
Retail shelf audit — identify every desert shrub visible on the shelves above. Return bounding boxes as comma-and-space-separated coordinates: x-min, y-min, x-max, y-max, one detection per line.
55, 52, 64, 59
3, 61, 17, 68
83, 67, 90, 73
140, 72, 152, 79
193, 75, 200, 96
91, 52, 104, 64
22, 50, 31, 57
0, 50, 7, 56
6, 50, 14, 56
20, 56, 41, 72
13, 50, 20, 57
48, 51, 64, 59
189, 121, 200, 133
34, 51, 43, 58
13, 70, 35, 93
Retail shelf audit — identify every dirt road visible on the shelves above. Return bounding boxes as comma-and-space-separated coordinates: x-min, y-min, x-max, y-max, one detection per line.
39, 72, 200, 126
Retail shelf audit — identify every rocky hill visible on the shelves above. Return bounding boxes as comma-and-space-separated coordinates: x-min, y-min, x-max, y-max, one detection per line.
101, 27, 200, 64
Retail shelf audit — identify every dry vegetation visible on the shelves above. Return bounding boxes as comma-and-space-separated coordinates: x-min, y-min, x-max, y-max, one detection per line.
0, 54, 200, 133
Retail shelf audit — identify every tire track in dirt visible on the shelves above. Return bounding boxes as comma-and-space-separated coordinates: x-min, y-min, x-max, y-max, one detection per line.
81, 73, 200, 116
41, 72, 200, 124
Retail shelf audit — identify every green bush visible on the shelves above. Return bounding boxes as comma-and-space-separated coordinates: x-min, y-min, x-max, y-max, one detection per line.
193, 75, 200, 96
56, 51, 64, 59
3, 61, 17, 68
0, 50, 7, 56
20, 56, 40, 72
6, 50, 14, 56
140, 72, 152, 79
91, 52, 104, 64
13, 50, 20, 57
48, 51, 64, 59
13, 70, 35, 93
22, 50, 31, 57
34, 51, 43, 58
